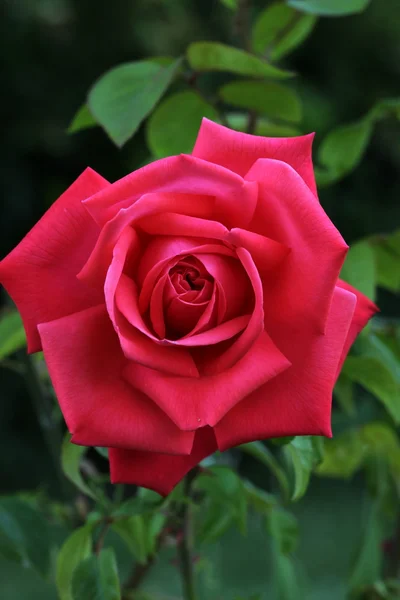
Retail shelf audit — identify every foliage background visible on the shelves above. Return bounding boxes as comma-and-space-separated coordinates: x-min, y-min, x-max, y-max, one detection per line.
0, 0, 400, 599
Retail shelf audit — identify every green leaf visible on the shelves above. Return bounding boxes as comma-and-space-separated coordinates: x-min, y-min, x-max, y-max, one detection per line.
146, 91, 219, 158
340, 240, 376, 301
0, 497, 51, 576
240, 442, 290, 501
71, 548, 120, 600
268, 509, 301, 599
95, 447, 109, 460
349, 501, 385, 592
316, 98, 400, 186
252, 3, 317, 61
143, 513, 166, 557
243, 481, 278, 513
284, 436, 324, 501
317, 423, 400, 480
61, 433, 96, 500
219, 80, 302, 122
270, 437, 295, 446
342, 357, 400, 423
374, 245, 400, 293
271, 550, 299, 600
334, 374, 355, 416
286, 0, 371, 16
316, 431, 367, 478
267, 508, 299, 555
386, 229, 400, 254
186, 42, 293, 80
68, 104, 97, 134
112, 516, 148, 564
362, 422, 400, 479
197, 466, 247, 535
112, 495, 163, 518
226, 113, 300, 136
371, 231, 400, 293
198, 502, 234, 544
88, 59, 182, 147
318, 119, 372, 182
368, 97, 400, 122
356, 333, 400, 385
56, 524, 94, 600
219, 0, 238, 8
0, 310, 26, 360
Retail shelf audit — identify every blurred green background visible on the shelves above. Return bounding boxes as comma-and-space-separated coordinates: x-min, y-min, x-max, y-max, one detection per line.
1, 1, 400, 598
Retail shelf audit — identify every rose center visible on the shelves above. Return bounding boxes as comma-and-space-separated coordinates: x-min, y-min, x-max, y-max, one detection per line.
169, 256, 212, 297
184, 269, 202, 290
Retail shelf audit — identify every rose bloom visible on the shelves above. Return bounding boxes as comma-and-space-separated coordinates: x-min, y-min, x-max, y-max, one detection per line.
0, 120, 377, 495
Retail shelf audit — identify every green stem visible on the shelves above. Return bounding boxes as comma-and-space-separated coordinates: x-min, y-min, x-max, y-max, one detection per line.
247, 110, 258, 134
94, 518, 112, 555
123, 527, 168, 597
235, 0, 252, 51
177, 469, 199, 600
18, 350, 66, 496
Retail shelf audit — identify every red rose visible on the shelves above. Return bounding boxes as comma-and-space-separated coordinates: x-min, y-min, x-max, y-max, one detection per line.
0, 120, 377, 495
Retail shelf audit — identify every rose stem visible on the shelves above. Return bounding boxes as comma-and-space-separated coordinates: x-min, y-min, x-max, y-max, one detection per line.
234, 0, 252, 52
18, 350, 68, 497
177, 468, 199, 600
94, 517, 112, 555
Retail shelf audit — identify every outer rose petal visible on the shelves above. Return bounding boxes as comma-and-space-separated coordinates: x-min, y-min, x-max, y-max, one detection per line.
38, 305, 194, 454
109, 426, 218, 495
124, 330, 290, 430
214, 286, 357, 450
0, 168, 109, 352
336, 279, 379, 374
246, 158, 348, 333
192, 118, 318, 196
83, 154, 258, 228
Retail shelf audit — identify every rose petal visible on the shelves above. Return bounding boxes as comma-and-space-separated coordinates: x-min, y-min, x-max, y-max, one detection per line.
202, 248, 264, 374
148, 272, 168, 339
114, 276, 199, 377
0, 168, 108, 352
123, 256, 249, 347
109, 426, 218, 495
177, 290, 218, 339
193, 118, 318, 196
104, 226, 140, 326
138, 240, 236, 316
38, 305, 195, 453
138, 212, 229, 239
123, 330, 290, 430
165, 295, 211, 337
197, 253, 250, 321
137, 237, 213, 289
214, 286, 356, 449
246, 158, 348, 333
336, 279, 379, 375
227, 228, 290, 274
83, 153, 258, 227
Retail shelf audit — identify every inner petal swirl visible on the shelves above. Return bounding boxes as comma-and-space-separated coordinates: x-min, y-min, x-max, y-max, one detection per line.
151, 255, 215, 340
